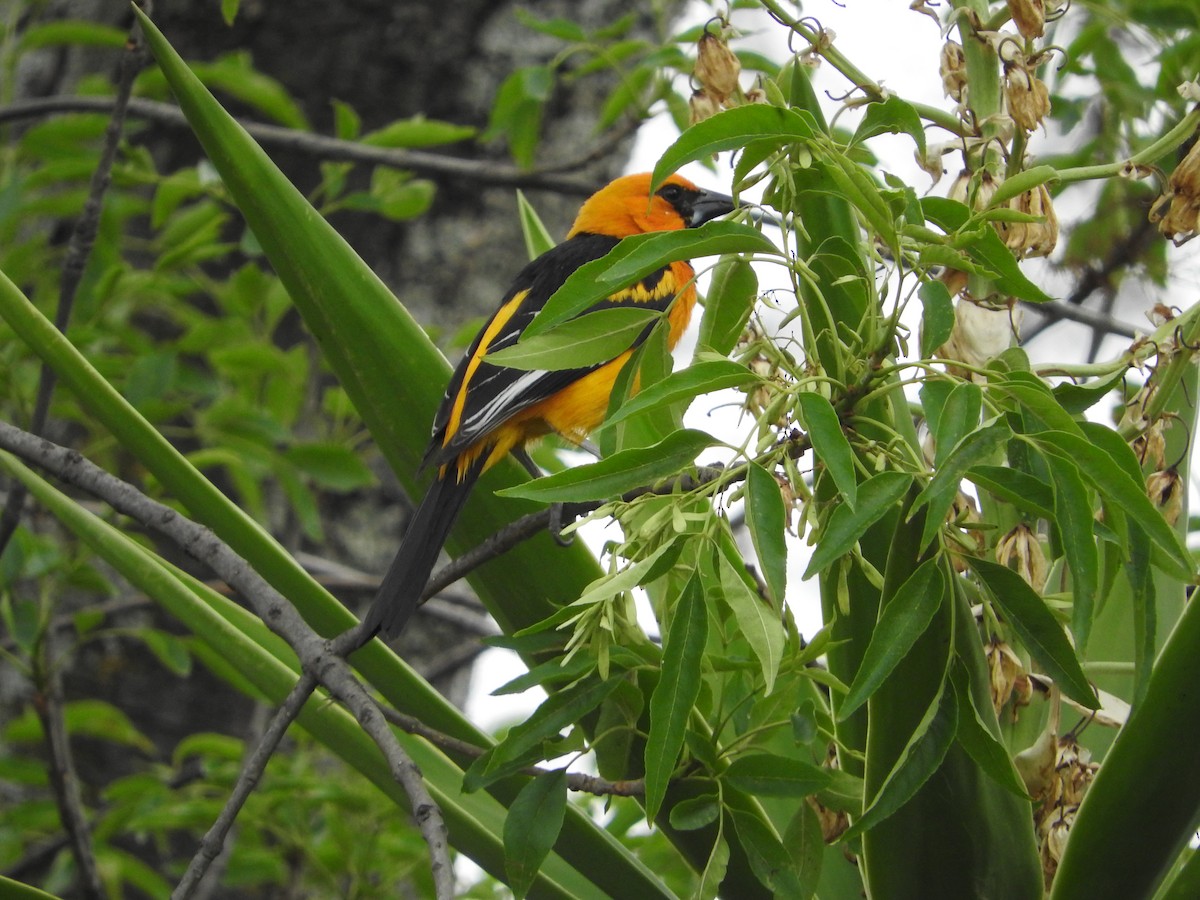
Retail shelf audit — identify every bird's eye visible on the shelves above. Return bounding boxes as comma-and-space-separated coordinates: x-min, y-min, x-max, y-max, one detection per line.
658, 184, 683, 203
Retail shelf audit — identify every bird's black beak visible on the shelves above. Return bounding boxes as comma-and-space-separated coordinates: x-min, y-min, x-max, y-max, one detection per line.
689, 188, 738, 227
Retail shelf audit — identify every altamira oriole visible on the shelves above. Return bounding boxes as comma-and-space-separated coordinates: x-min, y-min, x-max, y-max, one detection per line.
364, 172, 735, 638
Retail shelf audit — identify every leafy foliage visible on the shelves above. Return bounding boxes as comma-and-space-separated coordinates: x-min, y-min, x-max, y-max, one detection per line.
2, 1, 1200, 899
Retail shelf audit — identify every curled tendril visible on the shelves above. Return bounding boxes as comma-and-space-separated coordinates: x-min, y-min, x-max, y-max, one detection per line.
1046, 0, 1071, 24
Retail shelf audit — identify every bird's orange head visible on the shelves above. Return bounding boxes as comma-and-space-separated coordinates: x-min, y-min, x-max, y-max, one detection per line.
567, 172, 735, 239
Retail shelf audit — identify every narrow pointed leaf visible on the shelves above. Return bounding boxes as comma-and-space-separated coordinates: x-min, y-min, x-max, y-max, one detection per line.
497, 429, 716, 502
504, 771, 569, 899
652, 105, 819, 189
913, 423, 1009, 550
599, 359, 757, 430
933, 381, 982, 466
745, 462, 788, 606
797, 392, 857, 508
839, 559, 944, 720
487, 306, 658, 370
526, 222, 779, 338
723, 753, 832, 797
1044, 453, 1099, 652
950, 666, 1030, 798
1034, 430, 1193, 579
464, 677, 623, 791
713, 539, 785, 694
700, 256, 758, 355
644, 573, 707, 820
969, 556, 1098, 709
844, 679, 957, 841
804, 471, 913, 577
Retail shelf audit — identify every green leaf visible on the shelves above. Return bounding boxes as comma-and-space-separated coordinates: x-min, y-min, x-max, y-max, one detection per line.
797, 392, 857, 508
700, 256, 758, 355
950, 665, 1029, 799
852, 95, 927, 157
486, 306, 659, 371
361, 116, 476, 148
922, 197, 1054, 304
653, 105, 819, 189
839, 559, 944, 720
783, 800, 825, 900
804, 471, 913, 577
966, 464, 1054, 519
19, 20, 127, 49
723, 753, 832, 797
934, 381, 982, 466
669, 794, 721, 831
1034, 430, 1193, 580
526, 222, 780, 338
497, 429, 716, 502
1051, 367, 1127, 415
516, 190, 557, 260
283, 442, 377, 491
600, 359, 757, 430
464, 677, 622, 791
221, 0, 240, 25
713, 538, 786, 694
504, 771, 569, 899
134, 627, 193, 677
644, 573, 708, 820
844, 678, 957, 841
919, 281, 955, 358
1044, 453, 1099, 652
745, 463, 788, 606
913, 423, 1009, 550
968, 556, 1099, 709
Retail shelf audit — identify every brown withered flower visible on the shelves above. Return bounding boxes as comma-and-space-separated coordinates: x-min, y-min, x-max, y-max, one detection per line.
940, 40, 968, 102
695, 30, 741, 103
1009, 0, 1046, 40
996, 523, 1048, 591
1150, 139, 1200, 243
998, 183, 1059, 257
1006, 63, 1052, 132
688, 88, 722, 126
1147, 468, 1184, 527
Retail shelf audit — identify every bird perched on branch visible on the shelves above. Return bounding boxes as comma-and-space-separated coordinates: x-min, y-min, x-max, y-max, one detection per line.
364, 172, 735, 639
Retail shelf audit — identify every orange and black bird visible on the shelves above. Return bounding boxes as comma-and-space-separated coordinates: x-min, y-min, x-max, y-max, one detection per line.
364, 172, 735, 639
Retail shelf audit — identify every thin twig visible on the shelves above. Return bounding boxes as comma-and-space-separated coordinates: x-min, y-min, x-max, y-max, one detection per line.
1021, 297, 1140, 340
173, 674, 318, 900
1023, 215, 1159, 343
0, 422, 454, 900
375, 703, 644, 798
0, 20, 146, 559
0, 96, 599, 196
31, 638, 106, 900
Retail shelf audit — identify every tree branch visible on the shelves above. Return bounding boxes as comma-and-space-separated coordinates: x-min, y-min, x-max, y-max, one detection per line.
173, 675, 318, 900
0, 421, 454, 899
0, 96, 599, 196
31, 639, 106, 900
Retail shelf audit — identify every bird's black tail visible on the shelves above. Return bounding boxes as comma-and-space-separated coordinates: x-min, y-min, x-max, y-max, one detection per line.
364, 461, 483, 639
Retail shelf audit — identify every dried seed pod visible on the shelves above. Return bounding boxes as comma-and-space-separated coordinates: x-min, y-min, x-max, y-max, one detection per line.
1009, 0, 1046, 39
688, 88, 722, 125
996, 522, 1048, 591
695, 31, 741, 103
986, 640, 1027, 715
940, 40, 968, 102
1147, 468, 1184, 526
1006, 64, 1052, 131
1150, 139, 1200, 242
998, 183, 1059, 257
